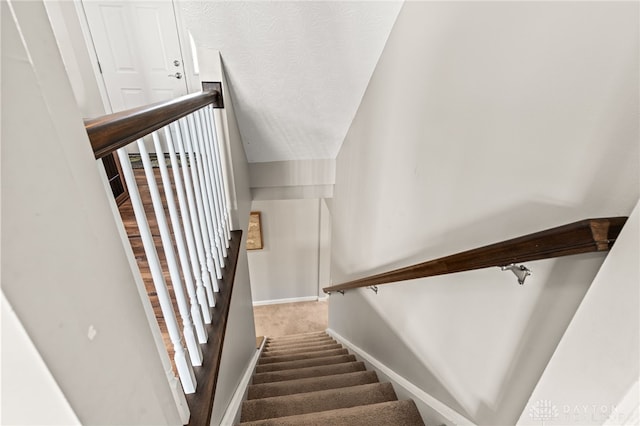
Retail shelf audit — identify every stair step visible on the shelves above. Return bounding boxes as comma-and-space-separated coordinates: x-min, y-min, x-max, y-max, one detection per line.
248, 370, 379, 400
239, 400, 425, 425
256, 354, 356, 374
266, 331, 327, 343
265, 337, 336, 350
258, 348, 349, 365
240, 382, 397, 422
265, 336, 329, 347
252, 361, 366, 384
261, 343, 343, 358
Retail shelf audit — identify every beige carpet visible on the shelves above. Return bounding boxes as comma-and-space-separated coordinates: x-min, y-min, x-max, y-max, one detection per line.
253, 300, 328, 338
239, 332, 425, 425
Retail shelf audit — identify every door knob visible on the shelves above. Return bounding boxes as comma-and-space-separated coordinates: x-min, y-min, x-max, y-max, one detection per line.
168, 72, 183, 79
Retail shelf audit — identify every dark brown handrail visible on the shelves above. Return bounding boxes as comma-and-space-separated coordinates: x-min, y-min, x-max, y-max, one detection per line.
323, 217, 628, 293
85, 90, 221, 159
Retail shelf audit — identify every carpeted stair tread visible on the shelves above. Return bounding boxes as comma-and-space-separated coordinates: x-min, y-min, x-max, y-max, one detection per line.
261, 343, 343, 357
256, 354, 356, 374
265, 338, 337, 351
248, 370, 379, 400
238, 400, 425, 425
258, 348, 349, 365
266, 332, 328, 343
240, 382, 397, 422
266, 334, 333, 344
263, 342, 341, 355
241, 332, 425, 425
265, 336, 330, 347
266, 334, 334, 345
252, 361, 366, 384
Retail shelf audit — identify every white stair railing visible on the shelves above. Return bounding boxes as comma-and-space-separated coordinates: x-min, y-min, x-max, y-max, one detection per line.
172, 120, 218, 308
152, 132, 207, 347
199, 109, 229, 258
184, 116, 223, 290
106, 102, 231, 396
195, 110, 227, 263
205, 106, 232, 245
117, 146, 197, 393
164, 126, 212, 326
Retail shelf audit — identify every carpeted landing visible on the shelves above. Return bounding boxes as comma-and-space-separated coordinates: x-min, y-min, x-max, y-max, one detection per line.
238, 331, 425, 425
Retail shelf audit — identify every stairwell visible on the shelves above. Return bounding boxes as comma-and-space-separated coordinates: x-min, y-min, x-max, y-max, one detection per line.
238, 331, 425, 425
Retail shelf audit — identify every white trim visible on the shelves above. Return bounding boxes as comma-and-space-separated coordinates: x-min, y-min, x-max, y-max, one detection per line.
252, 296, 320, 307
219, 338, 266, 426
75, 0, 113, 114
318, 295, 330, 302
326, 328, 476, 426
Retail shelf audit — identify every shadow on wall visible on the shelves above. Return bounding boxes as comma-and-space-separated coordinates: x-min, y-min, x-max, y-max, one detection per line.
472, 252, 606, 425
328, 289, 474, 420
330, 250, 608, 425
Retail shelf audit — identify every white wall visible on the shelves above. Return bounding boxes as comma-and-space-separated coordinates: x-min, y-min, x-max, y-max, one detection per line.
247, 199, 322, 303
249, 159, 335, 188
1, 1, 182, 423
198, 50, 259, 426
518, 200, 639, 426
318, 199, 332, 296
1, 294, 81, 425
328, 2, 638, 425
43, 0, 109, 118
249, 159, 335, 200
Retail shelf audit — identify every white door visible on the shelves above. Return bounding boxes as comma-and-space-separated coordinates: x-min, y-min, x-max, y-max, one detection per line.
82, 0, 188, 112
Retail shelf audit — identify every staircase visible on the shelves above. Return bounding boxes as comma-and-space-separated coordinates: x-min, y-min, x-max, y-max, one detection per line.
239, 331, 425, 425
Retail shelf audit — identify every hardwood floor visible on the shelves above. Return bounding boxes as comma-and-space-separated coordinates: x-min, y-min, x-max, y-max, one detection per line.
117, 167, 195, 372
117, 165, 245, 423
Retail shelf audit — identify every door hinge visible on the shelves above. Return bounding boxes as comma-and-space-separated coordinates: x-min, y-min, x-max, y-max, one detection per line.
97, 61, 102, 74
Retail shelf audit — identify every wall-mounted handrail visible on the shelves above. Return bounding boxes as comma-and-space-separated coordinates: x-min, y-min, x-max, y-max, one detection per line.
85, 90, 222, 159
323, 217, 628, 294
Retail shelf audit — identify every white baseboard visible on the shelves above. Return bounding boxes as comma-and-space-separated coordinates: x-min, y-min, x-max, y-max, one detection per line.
326, 328, 476, 426
252, 296, 320, 306
219, 338, 266, 426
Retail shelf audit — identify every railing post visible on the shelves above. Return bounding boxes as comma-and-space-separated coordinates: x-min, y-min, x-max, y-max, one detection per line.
116, 146, 196, 393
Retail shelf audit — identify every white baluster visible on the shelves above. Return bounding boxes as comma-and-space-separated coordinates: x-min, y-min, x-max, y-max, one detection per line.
199, 108, 230, 256
165, 125, 212, 325
137, 139, 202, 367
188, 113, 223, 271
179, 117, 222, 292
172, 121, 217, 308
205, 106, 232, 245
185, 114, 222, 291
116, 147, 196, 394
194, 109, 226, 262
153, 131, 208, 347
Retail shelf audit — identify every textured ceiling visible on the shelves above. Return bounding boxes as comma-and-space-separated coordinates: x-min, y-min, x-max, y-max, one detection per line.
180, 1, 403, 163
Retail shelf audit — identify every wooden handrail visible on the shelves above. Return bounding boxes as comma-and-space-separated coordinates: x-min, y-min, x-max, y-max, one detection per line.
323, 217, 628, 293
85, 90, 221, 159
